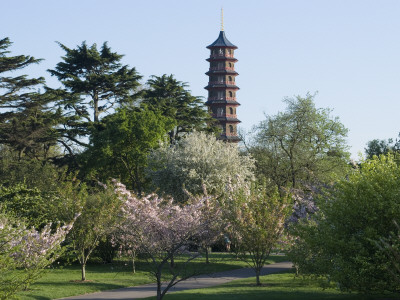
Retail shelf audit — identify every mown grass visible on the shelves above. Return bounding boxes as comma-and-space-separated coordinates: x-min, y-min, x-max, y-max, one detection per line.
150, 271, 400, 300
18, 253, 287, 300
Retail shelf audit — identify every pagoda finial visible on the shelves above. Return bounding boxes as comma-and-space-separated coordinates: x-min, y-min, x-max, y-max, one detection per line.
221, 7, 224, 31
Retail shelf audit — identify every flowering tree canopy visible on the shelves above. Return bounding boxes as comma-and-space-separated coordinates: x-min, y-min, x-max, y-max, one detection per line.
114, 181, 221, 300
147, 131, 255, 202
0, 212, 73, 299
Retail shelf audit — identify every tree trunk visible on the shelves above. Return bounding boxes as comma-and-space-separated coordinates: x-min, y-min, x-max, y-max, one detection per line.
205, 247, 210, 264
255, 268, 261, 286
81, 263, 86, 281
132, 254, 136, 274
156, 274, 162, 300
170, 255, 175, 268
134, 166, 142, 196
94, 91, 99, 122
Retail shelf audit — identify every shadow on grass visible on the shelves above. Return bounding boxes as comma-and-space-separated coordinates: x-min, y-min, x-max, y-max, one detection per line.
157, 270, 400, 300
160, 290, 381, 300
20, 296, 51, 300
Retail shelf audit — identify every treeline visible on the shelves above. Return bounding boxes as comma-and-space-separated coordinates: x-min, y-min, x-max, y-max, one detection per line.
1, 36, 400, 299
0, 38, 217, 193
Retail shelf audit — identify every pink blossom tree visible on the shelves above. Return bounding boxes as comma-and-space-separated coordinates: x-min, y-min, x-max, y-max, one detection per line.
0, 212, 74, 299
114, 181, 220, 300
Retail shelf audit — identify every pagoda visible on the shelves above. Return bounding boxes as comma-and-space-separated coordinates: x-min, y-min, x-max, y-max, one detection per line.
205, 17, 240, 142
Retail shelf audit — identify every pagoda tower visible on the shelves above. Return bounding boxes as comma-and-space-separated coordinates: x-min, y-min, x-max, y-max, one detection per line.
205, 23, 240, 142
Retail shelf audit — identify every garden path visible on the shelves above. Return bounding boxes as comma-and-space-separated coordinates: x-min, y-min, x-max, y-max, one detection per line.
59, 261, 293, 300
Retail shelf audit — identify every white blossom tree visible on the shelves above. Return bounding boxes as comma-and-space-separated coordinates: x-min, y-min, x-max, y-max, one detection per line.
147, 131, 255, 202
114, 181, 221, 300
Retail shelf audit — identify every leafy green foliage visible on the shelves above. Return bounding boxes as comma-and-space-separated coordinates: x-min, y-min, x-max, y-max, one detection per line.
376, 220, 400, 287
289, 155, 400, 292
0, 148, 66, 191
0, 37, 60, 160
250, 93, 350, 189
142, 74, 216, 142
81, 107, 175, 194
224, 184, 291, 285
0, 184, 49, 227
67, 185, 122, 281
0, 168, 84, 228
365, 137, 400, 159
48, 41, 142, 151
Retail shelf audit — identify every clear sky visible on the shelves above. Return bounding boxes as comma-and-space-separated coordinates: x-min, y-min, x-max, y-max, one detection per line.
3, 0, 400, 159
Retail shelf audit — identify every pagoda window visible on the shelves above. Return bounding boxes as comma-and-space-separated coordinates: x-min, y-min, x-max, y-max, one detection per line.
218, 62, 223, 69
228, 91, 233, 98
229, 125, 234, 133
228, 76, 233, 82
229, 107, 233, 115
218, 48, 223, 55
218, 76, 224, 83
217, 91, 224, 99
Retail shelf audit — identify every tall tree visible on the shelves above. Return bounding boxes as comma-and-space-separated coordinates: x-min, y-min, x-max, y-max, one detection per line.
365, 137, 400, 159
142, 74, 216, 142
250, 93, 350, 190
82, 106, 175, 194
48, 41, 142, 151
0, 37, 59, 160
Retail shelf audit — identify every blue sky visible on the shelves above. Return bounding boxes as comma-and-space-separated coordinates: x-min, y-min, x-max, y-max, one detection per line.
3, 0, 400, 159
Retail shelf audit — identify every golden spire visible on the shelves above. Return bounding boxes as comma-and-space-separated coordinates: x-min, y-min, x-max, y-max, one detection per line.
221, 7, 224, 31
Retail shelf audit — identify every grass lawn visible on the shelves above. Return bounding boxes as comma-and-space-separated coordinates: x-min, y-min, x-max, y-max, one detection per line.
18, 253, 287, 300
150, 271, 400, 300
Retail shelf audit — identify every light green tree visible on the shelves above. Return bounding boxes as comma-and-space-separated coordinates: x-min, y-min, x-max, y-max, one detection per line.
289, 154, 400, 292
224, 183, 291, 286
67, 186, 122, 281
250, 93, 350, 189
